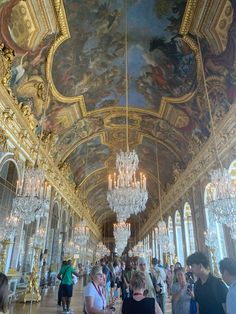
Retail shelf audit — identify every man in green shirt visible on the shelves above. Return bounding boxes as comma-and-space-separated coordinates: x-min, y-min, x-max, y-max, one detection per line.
58, 259, 79, 313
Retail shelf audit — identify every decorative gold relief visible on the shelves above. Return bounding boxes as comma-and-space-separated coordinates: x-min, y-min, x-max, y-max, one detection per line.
0, 43, 15, 96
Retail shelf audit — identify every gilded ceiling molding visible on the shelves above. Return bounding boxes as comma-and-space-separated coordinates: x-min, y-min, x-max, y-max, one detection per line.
79, 92, 195, 119
45, 0, 84, 104
139, 103, 236, 239
179, 0, 198, 35
0, 44, 101, 239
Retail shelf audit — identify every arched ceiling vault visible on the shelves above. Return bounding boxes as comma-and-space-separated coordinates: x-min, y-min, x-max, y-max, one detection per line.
2, 0, 235, 238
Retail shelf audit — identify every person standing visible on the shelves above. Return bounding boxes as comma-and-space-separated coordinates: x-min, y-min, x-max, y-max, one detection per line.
171, 268, 192, 314
58, 259, 79, 313
122, 270, 163, 314
57, 260, 68, 306
187, 252, 228, 314
0, 273, 8, 314
138, 257, 156, 299
219, 257, 236, 314
151, 258, 167, 313
100, 258, 111, 303
84, 266, 113, 314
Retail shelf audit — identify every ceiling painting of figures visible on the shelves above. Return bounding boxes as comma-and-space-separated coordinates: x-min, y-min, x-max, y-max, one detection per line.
51, 0, 196, 112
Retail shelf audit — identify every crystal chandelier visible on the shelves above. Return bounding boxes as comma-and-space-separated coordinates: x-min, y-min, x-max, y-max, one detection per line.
12, 167, 50, 224
113, 221, 130, 256
129, 241, 152, 258
206, 169, 236, 228
107, 4, 148, 221
74, 219, 90, 246
0, 214, 20, 241
107, 153, 148, 221
95, 242, 110, 259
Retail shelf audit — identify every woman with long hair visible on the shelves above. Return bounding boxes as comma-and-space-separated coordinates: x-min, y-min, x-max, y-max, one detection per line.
0, 272, 8, 314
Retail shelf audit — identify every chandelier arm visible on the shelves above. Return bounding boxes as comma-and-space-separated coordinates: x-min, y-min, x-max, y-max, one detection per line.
197, 36, 223, 172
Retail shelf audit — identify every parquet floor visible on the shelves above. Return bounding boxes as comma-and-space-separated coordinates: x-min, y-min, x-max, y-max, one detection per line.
9, 282, 172, 314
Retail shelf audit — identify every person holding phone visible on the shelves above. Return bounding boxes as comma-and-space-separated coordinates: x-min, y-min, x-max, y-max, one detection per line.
172, 268, 193, 314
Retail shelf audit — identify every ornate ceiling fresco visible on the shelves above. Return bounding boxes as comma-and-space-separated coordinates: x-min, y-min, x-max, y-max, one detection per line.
0, 0, 235, 236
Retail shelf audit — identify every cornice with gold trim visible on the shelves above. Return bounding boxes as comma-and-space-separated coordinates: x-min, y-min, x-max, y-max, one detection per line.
138, 103, 236, 239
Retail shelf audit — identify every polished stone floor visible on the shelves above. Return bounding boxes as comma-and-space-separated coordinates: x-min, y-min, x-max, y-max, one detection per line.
9, 281, 171, 314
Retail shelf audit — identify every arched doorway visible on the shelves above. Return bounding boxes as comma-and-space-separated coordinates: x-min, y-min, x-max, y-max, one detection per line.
175, 211, 184, 265
184, 202, 195, 256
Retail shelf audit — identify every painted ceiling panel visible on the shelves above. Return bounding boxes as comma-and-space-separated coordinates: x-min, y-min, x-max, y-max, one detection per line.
52, 0, 196, 112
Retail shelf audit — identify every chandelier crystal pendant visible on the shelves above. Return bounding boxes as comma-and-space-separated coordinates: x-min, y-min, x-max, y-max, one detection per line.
113, 221, 130, 255
12, 167, 50, 225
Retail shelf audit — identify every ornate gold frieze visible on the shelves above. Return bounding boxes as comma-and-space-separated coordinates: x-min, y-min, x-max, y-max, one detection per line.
139, 103, 236, 238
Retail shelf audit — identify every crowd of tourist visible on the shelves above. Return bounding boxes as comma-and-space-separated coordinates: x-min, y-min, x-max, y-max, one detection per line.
80, 252, 236, 314
0, 251, 235, 314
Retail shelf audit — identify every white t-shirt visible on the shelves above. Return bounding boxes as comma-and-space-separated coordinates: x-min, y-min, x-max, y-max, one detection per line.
227, 280, 236, 314
84, 282, 106, 311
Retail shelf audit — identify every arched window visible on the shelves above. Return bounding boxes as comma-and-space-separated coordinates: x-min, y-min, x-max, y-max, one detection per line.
175, 211, 184, 265
168, 216, 174, 245
184, 203, 195, 255
0, 160, 18, 216
68, 216, 73, 241
204, 183, 227, 262
152, 230, 155, 257
154, 226, 159, 260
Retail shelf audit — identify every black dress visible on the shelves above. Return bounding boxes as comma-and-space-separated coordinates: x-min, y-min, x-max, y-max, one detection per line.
122, 297, 155, 314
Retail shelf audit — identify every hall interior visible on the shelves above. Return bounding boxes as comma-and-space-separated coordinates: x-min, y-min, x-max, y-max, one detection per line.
0, 0, 236, 312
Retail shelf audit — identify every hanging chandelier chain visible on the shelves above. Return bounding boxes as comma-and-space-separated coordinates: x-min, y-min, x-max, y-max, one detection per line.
197, 37, 223, 172
125, 0, 129, 153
